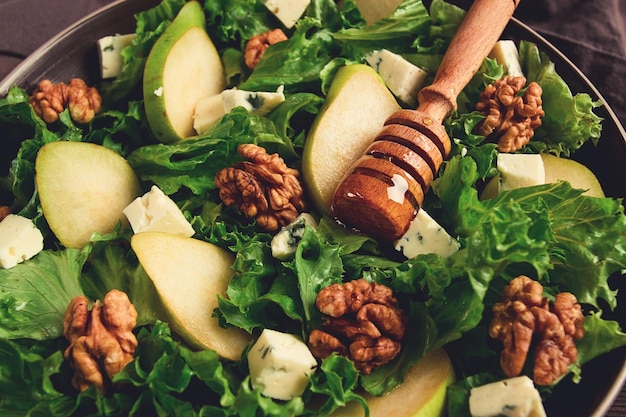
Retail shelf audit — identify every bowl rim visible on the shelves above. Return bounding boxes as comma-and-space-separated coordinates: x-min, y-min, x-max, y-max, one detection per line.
0, 0, 625, 415
0, 0, 119, 95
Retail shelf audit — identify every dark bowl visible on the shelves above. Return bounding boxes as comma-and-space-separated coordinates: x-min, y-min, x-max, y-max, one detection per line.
0, 0, 624, 416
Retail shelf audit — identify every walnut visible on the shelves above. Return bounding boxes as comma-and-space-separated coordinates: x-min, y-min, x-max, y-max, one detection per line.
475, 76, 544, 152
316, 279, 397, 317
489, 276, 585, 386
63, 289, 138, 393
215, 143, 305, 232
349, 335, 402, 374
244, 28, 288, 69
0, 206, 11, 222
29, 78, 102, 124
308, 279, 406, 374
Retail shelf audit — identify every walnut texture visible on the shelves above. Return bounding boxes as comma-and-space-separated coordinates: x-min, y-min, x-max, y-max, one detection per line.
476, 76, 544, 152
244, 28, 288, 69
0, 206, 11, 222
309, 279, 406, 374
29, 78, 102, 124
489, 275, 585, 386
63, 289, 138, 393
215, 143, 305, 232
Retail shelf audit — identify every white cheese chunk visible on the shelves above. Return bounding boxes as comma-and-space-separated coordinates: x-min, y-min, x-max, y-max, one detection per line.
0, 214, 44, 269
97, 33, 136, 79
271, 213, 317, 260
469, 376, 547, 417
263, 0, 311, 29
365, 49, 428, 107
193, 86, 285, 134
497, 153, 545, 192
247, 328, 318, 400
394, 209, 460, 259
222, 85, 285, 115
489, 40, 524, 77
123, 185, 194, 237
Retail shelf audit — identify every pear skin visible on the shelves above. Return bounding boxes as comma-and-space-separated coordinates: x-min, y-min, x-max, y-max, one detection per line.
143, 1, 225, 143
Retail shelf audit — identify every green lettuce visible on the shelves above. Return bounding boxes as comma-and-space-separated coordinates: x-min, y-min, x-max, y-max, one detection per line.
0, 248, 87, 340
0, 0, 620, 415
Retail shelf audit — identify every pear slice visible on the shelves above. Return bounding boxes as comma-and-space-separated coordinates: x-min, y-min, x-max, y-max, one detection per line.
481, 153, 605, 199
143, 1, 225, 143
541, 153, 604, 197
35, 141, 141, 249
329, 349, 455, 417
355, 0, 404, 25
130, 232, 251, 360
302, 64, 401, 214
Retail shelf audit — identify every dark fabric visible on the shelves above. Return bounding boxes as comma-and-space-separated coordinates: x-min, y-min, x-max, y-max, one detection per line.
0, 0, 625, 415
516, 0, 626, 129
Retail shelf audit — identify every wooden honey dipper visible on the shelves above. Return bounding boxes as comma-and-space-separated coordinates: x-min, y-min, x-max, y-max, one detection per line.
331, 0, 521, 242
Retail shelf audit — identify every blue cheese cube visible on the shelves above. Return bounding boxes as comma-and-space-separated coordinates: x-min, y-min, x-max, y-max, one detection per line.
497, 153, 545, 192
271, 213, 317, 260
394, 209, 460, 259
97, 33, 136, 79
123, 185, 194, 237
193, 86, 285, 134
489, 40, 524, 77
469, 376, 547, 417
247, 329, 318, 400
221, 85, 285, 116
0, 214, 44, 269
365, 49, 428, 106
263, 0, 311, 29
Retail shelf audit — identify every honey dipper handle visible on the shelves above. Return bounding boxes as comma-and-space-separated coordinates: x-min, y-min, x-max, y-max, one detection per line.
417, 0, 521, 122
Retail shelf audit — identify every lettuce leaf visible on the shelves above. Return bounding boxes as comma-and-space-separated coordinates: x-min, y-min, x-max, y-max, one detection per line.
520, 41, 603, 156
0, 248, 87, 340
489, 183, 626, 308
204, 0, 273, 48
81, 242, 165, 327
333, 0, 432, 57
0, 339, 64, 416
127, 108, 280, 195
239, 18, 342, 94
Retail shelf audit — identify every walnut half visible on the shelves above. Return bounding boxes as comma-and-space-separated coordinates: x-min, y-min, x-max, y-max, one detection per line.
244, 28, 288, 69
475, 76, 544, 152
0, 206, 11, 222
29, 78, 102, 124
63, 289, 138, 393
489, 275, 585, 386
215, 144, 305, 232
309, 279, 406, 374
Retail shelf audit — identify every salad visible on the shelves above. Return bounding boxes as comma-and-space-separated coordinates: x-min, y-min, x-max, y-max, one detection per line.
1, 0, 625, 416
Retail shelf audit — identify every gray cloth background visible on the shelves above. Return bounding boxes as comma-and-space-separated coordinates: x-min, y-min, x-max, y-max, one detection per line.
0, 0, 625, 415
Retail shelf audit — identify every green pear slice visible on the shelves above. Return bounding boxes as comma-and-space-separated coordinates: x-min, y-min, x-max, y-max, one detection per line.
328, 348, 455, 417
143, 1, 225, 143
131, 232, 251, 360
302, 64, 401, 214
541, 153, 604, 197
481, 153, 605, 199
35, 141, 141, 249
355, 0, 404, 25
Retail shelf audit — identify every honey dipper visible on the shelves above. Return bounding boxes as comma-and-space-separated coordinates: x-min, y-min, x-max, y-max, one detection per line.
331, 0, 521, 242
